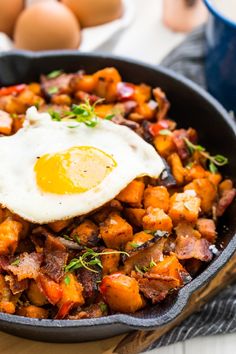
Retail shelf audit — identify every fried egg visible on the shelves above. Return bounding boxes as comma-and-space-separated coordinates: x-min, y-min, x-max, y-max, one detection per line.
0, 107, 164, 223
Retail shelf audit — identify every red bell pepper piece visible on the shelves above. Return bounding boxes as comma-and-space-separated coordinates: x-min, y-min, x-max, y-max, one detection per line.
148, 120, 170, 136
0, 84, 26, 97
117, 82, 135, 101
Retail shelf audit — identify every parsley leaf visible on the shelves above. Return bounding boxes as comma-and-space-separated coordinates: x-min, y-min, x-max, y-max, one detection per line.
47, 70, 63, 79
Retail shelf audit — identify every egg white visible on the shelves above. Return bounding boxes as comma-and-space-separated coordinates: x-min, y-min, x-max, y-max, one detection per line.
0, 107, 164, 224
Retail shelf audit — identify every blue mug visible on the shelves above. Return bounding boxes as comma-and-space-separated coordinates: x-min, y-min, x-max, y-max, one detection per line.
204, 0, 236, 113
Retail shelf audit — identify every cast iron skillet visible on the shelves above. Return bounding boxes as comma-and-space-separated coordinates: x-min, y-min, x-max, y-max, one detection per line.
0, 51, 235, 343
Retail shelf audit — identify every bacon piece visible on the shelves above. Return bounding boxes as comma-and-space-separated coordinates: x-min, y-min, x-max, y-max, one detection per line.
175, 223, 212, 262
8, 252, 43, 281
77, 266, 101, 303
216, 188, 236, 217
111, 114, 140, 131
42, 234, 68, 283
0, 110, 13, 135
68, 303, 104, 320
139, 276, 177, 304
196, 218, 217, 243
40, 73, 73, 97
36, 272, 62, 305
153, 87, 170, 121
5, 275, 28, 295
172, 128, 197, 160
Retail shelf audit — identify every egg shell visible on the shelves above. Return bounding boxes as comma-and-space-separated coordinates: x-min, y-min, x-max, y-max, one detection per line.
0, 0, 24, 37
14, 2, 81, 51
61, 0, 123, 28
0, 107, 164, 224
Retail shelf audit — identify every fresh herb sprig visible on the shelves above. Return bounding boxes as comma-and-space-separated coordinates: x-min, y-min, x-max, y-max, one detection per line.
47, 69, 64, 79
48, 99, 112, 128
65, 248, 129, 274
184, 138, 228, 173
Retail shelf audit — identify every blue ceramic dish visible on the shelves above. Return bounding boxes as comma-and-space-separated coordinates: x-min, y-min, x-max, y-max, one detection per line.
204, 0, 236, 113
0, 51, 235, 343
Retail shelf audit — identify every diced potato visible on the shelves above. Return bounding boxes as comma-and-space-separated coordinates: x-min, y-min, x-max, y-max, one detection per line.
27, 280, 48, 306
124, 208, 145, 227
12, 114, 25, 133
71, 220, 99, 246
59, 274, 84, 308
125, 231, 153, 252
133, 84, 151, 103
51, 94, 72, 106
95, 104, 114, 118
17, 305, 48, 319
206, 172, 222, 186
149, 255, 189, 287
100, 212, 133, 249
48, 219, 72, 233
134, 102, 156, 120
0, 110, 13, 135
101, 248, 120, 275
36, 273, 62, 305
184, 178, 217, 214
0, 274, 16, 314
116, 180, 145, 207
92, 200, 123, 223
142, 207, 173, 233
100, 273, 144, 313
219, 179, 233, 195
143, 185, 170, 212
168, 153, 186, 185
153, 134, 176, 158
168, 190, 201, 224
28, 82, 41, 95
70, 74, 95, 93
93, 67, 121, 102
185, 164, 207, 182
196, 218, 217, 243
0, 218, 22, 255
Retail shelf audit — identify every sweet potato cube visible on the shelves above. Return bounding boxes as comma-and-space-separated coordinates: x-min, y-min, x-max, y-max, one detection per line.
101, 248, 120, 276
48, 219, 72, 233
185, 164, 207, 182
142, 207, 173, 233
17, 305, 48, 319
196, 218, 217, 243
153, 134, 176, 158
0, 218, 22, 255
36, 273, 62, 305
148, 255, 189, 287
116, 180, 145, 207
93, 67, 121, 102
100, 273, 144, 313
184, 178, 217, 214
71, 219, 99, 246
168, 153, 186, 185
168, 190, 201, 224
59, 274, 84, 308
100, 212, 133, 249
0, 110, 13, 135
124, 208, 145, 227
27, 280, 48, 306
125, 231, 153, 252
143, 185, 170, 212
0, 274, 15, 314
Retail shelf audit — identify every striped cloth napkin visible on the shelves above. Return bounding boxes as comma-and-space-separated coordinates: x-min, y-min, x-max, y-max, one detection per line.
146, 25, 236, 350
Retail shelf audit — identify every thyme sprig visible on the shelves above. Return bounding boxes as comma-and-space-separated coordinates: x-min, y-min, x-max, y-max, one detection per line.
184, 138, 228, 172
65, 248, 129, 274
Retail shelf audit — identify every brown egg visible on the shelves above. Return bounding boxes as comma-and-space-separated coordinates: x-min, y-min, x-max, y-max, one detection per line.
0, 0, 24, 37
61, 0, 123, 28
14, 2, 81, 51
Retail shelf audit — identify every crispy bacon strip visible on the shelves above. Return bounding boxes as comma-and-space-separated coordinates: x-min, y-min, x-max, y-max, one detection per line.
8, 252, 43, 281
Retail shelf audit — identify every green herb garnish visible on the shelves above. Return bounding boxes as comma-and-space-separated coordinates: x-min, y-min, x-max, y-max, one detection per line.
149, 258, 157, 268
64, 274, 71, 285
184, 138, 228, 170
65, 248, 129, 274
99, 303, 108, 313
104, 114, 115, 121
63, 234, 72, 241
11, 259, 20, 266
48, 86, 59, 95
48, 110, 61, 121
159, 129, 172, 136
47, 70, 63, 79
129, 242, 140, 249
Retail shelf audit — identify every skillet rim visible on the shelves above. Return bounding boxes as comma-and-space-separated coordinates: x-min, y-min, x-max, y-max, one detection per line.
0, 50, 235, 330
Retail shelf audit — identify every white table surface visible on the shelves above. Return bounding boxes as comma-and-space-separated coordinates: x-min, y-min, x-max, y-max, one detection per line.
0, 0, 235, 353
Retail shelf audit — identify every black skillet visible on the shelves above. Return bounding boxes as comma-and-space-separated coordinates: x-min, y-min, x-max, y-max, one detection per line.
0, 51, 235, 342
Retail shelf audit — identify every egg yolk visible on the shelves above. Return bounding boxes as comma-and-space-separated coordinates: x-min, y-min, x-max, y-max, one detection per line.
34, 146, 117, 194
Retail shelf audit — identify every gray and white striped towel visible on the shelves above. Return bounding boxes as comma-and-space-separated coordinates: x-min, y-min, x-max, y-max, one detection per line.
146, 25, 236, 350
